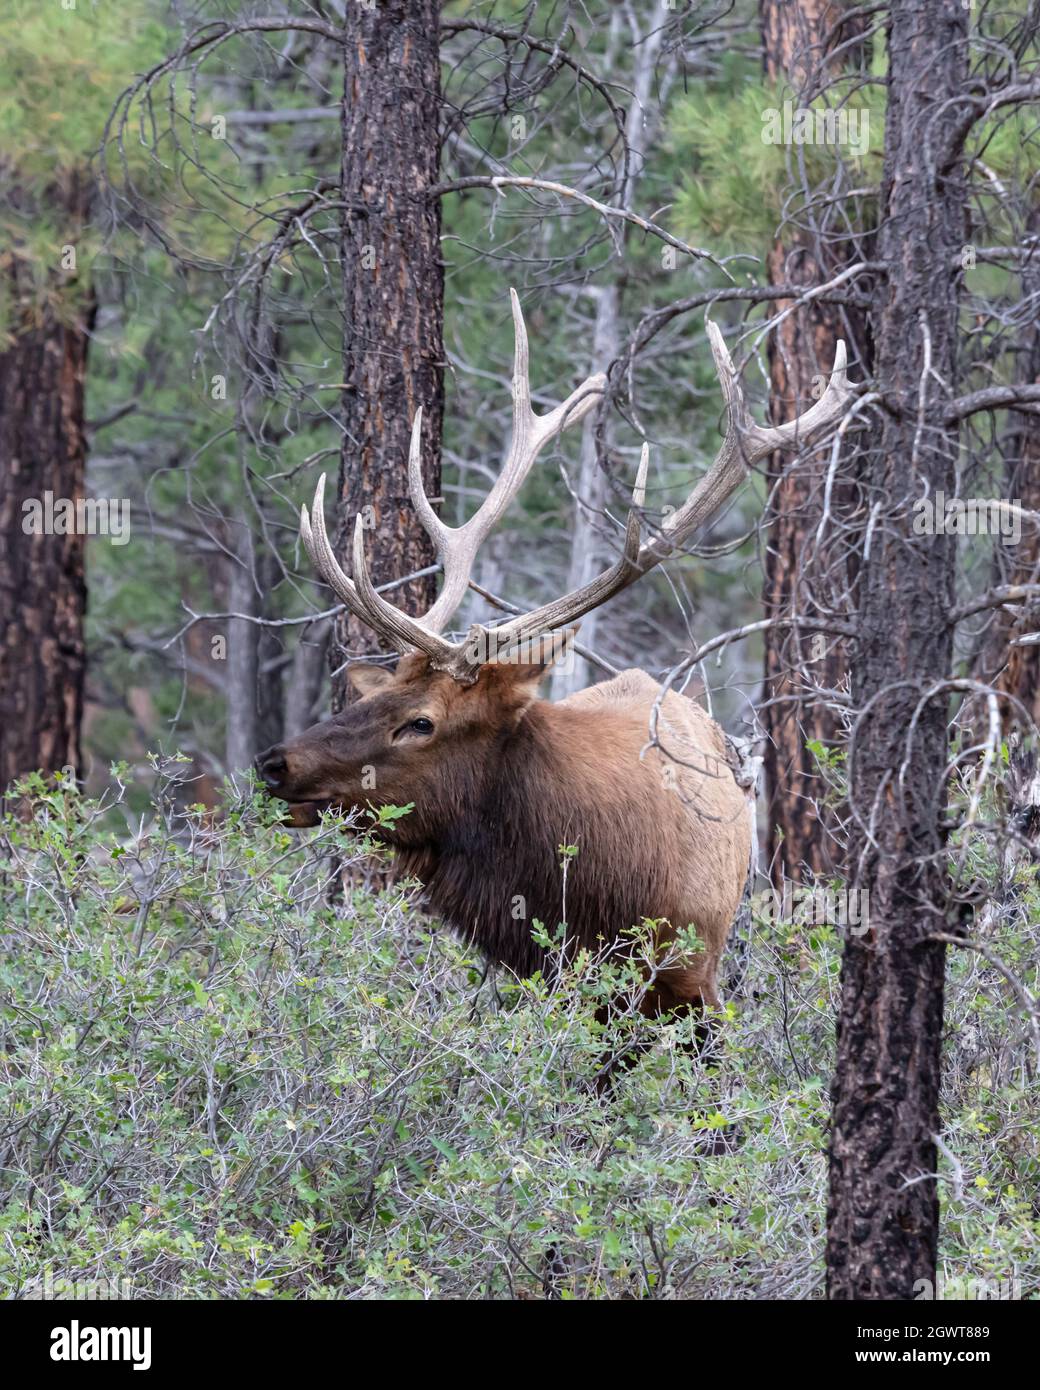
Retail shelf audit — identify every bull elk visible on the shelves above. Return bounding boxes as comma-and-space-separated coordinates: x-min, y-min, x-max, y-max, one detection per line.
257, 292, 852, 1026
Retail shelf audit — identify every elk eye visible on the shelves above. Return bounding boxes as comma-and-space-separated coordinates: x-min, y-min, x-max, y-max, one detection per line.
410, 717, 434, 735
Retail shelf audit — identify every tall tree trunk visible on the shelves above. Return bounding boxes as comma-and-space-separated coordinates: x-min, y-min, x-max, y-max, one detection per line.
826, 0, 968, 1301
0, 178, 92, 794
334, 0, 444, 709
550, 11, 666, 700
255, 545, 286, 756
759, 0, 866, 882
284, 616, 332, 738
225, 523, 260, 780
550, 284, 619, 700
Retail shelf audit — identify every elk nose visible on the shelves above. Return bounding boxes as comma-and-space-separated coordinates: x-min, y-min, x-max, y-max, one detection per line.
256, 746, 288, 789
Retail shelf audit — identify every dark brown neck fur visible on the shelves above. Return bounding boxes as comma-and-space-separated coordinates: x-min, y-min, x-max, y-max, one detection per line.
395, 701, 683, 978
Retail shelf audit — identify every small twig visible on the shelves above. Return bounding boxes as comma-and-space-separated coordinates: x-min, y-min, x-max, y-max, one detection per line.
929, 931, 1040, 1060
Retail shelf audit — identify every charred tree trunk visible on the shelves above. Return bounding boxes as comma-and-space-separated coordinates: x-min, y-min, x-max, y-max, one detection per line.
0, 178, 92, 794
826, 0, 968, 1300
759, 0, 869, 882
333, 0, 444, 710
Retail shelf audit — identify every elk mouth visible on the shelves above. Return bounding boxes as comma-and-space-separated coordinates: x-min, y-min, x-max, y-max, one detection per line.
286, 801, 330, 828
270, 794, 336, 828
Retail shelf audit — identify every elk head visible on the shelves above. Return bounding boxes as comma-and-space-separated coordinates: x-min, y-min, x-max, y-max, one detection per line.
257, 290, 853, 831
256, 637, 575, 834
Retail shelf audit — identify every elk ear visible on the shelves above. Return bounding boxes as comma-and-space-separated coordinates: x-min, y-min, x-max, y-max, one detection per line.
485, 627, 580, 702
348, 663, 396, 699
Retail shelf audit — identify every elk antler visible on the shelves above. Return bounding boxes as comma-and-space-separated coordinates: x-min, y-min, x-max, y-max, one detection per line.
300, 288, 606, 676
301, 297, 855, 683
477, 320, 856, 656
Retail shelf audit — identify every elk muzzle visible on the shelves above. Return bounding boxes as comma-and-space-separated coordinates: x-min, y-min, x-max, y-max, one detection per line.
254, 742, 333, 826
256, 745, 288, 792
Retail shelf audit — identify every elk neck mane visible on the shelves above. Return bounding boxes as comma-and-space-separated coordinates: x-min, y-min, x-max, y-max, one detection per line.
393, 694, 685, 980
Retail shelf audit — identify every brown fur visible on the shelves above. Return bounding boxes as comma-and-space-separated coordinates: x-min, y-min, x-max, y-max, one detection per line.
257, 655, 751, 1015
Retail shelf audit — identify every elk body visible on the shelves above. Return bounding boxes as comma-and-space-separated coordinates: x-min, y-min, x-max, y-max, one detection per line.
258, 292, 853, 1020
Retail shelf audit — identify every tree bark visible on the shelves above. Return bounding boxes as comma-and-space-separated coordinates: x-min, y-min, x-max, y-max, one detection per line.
759, 0, 867, 882
334, 0, 444, 709
0, 177, 92, 794
826, 0, 968, 1301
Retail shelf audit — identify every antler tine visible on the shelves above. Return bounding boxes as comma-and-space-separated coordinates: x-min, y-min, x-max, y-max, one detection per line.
299, 471, 458, 666
511, 286, 609, 459
704, 318, 748, 429
619, 441, 650, 565
631, 439, 650, 509
465, 324, 855, 658
298, 313, 851, 685
479, 442, 652, 656
756, 337, 849, 452
300, 474, 381, 629
349, 515, 458, 665
298, 291, 605, 678
406, 406, 446, 548
417, 287, 606, 635
647, 322, 853, 559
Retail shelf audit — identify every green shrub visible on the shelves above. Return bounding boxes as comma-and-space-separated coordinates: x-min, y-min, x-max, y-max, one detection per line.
0, 759, 1036, 1299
